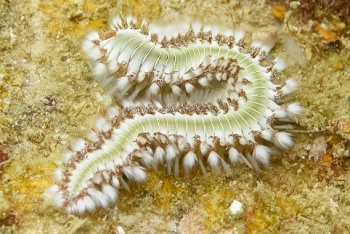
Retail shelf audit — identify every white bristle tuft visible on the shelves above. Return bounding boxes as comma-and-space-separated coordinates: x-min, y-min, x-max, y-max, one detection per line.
207, 151, 220, 168
274, 108, 287, 118
137, 72, 146, 82
102, 170, 110, 181
274, 132, 293, 148
141, 19, 148, 28
62, 151, 73, 163
149, 83, 160, 94
85, 46, 101, 61
106, 161, 115, 171
194, 67, 204, 76
100, 39, 113, 52
66, 204, 74, 214
53, 169, 62, 182
274, 58, 285, 71
198, 77, 209, 87
216, 72, 222, 81
71, 139, 85, 152
82, 196, 96, 211
115, 76, 130, 92
111, 16, 123, 28
202, 56, 211, 67
86, 31, 100, 41
251, 41, 263, 49
172, 85, 182, 95
132, 166, 147, 181
178, 22, 190, 36
87, 130, 99, 142
261, 44, 273, 53
192, 22, 202, 34
239, 137, 247, 145
234, 30, 245, 43
111, 16, 124, 29
154, 146, 165, 163
108, 60, 119, 73
140, 150, 154, 167
203, 25, 212, 33
185, 83, 195, 93
123, 166, 146, 181
252, 145, 271, 165
82, 32, 99, 52
286, 102, 303, 117
97, 163, 106, 171
223, 29, 234, 37
102, 184, 118, 202
107, 106, 120, 120
49, 184, 59, 193
177, 136, 188, 152
183, 151, 197, 172
93, 62, 107, 77
211, 26, 220, 37
222, 72, 227, 80
148, 24, 163, 40
87, 188, 109, 208
95, 116, 111, 132
281, 79, 298, 95
146, 146, 153, 154
200, 142, 210, 155
126, 16, 137, 28
228, 147, 240, 164
165, 145, 178, 162
183, 71, 194, 80
261, 129, 273, 141
163, 74, 172, 83
111, 176, 120, 188
76, 199, 86, 214
113, 157, 124, 167
54, 192, 64, 207
246, 153, 260, 170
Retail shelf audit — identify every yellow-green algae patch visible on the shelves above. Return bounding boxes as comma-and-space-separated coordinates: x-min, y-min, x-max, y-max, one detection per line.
1, 160, 56, 212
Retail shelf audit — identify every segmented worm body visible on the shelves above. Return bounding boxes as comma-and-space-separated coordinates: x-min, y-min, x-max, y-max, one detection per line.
51, 16, 302, 214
